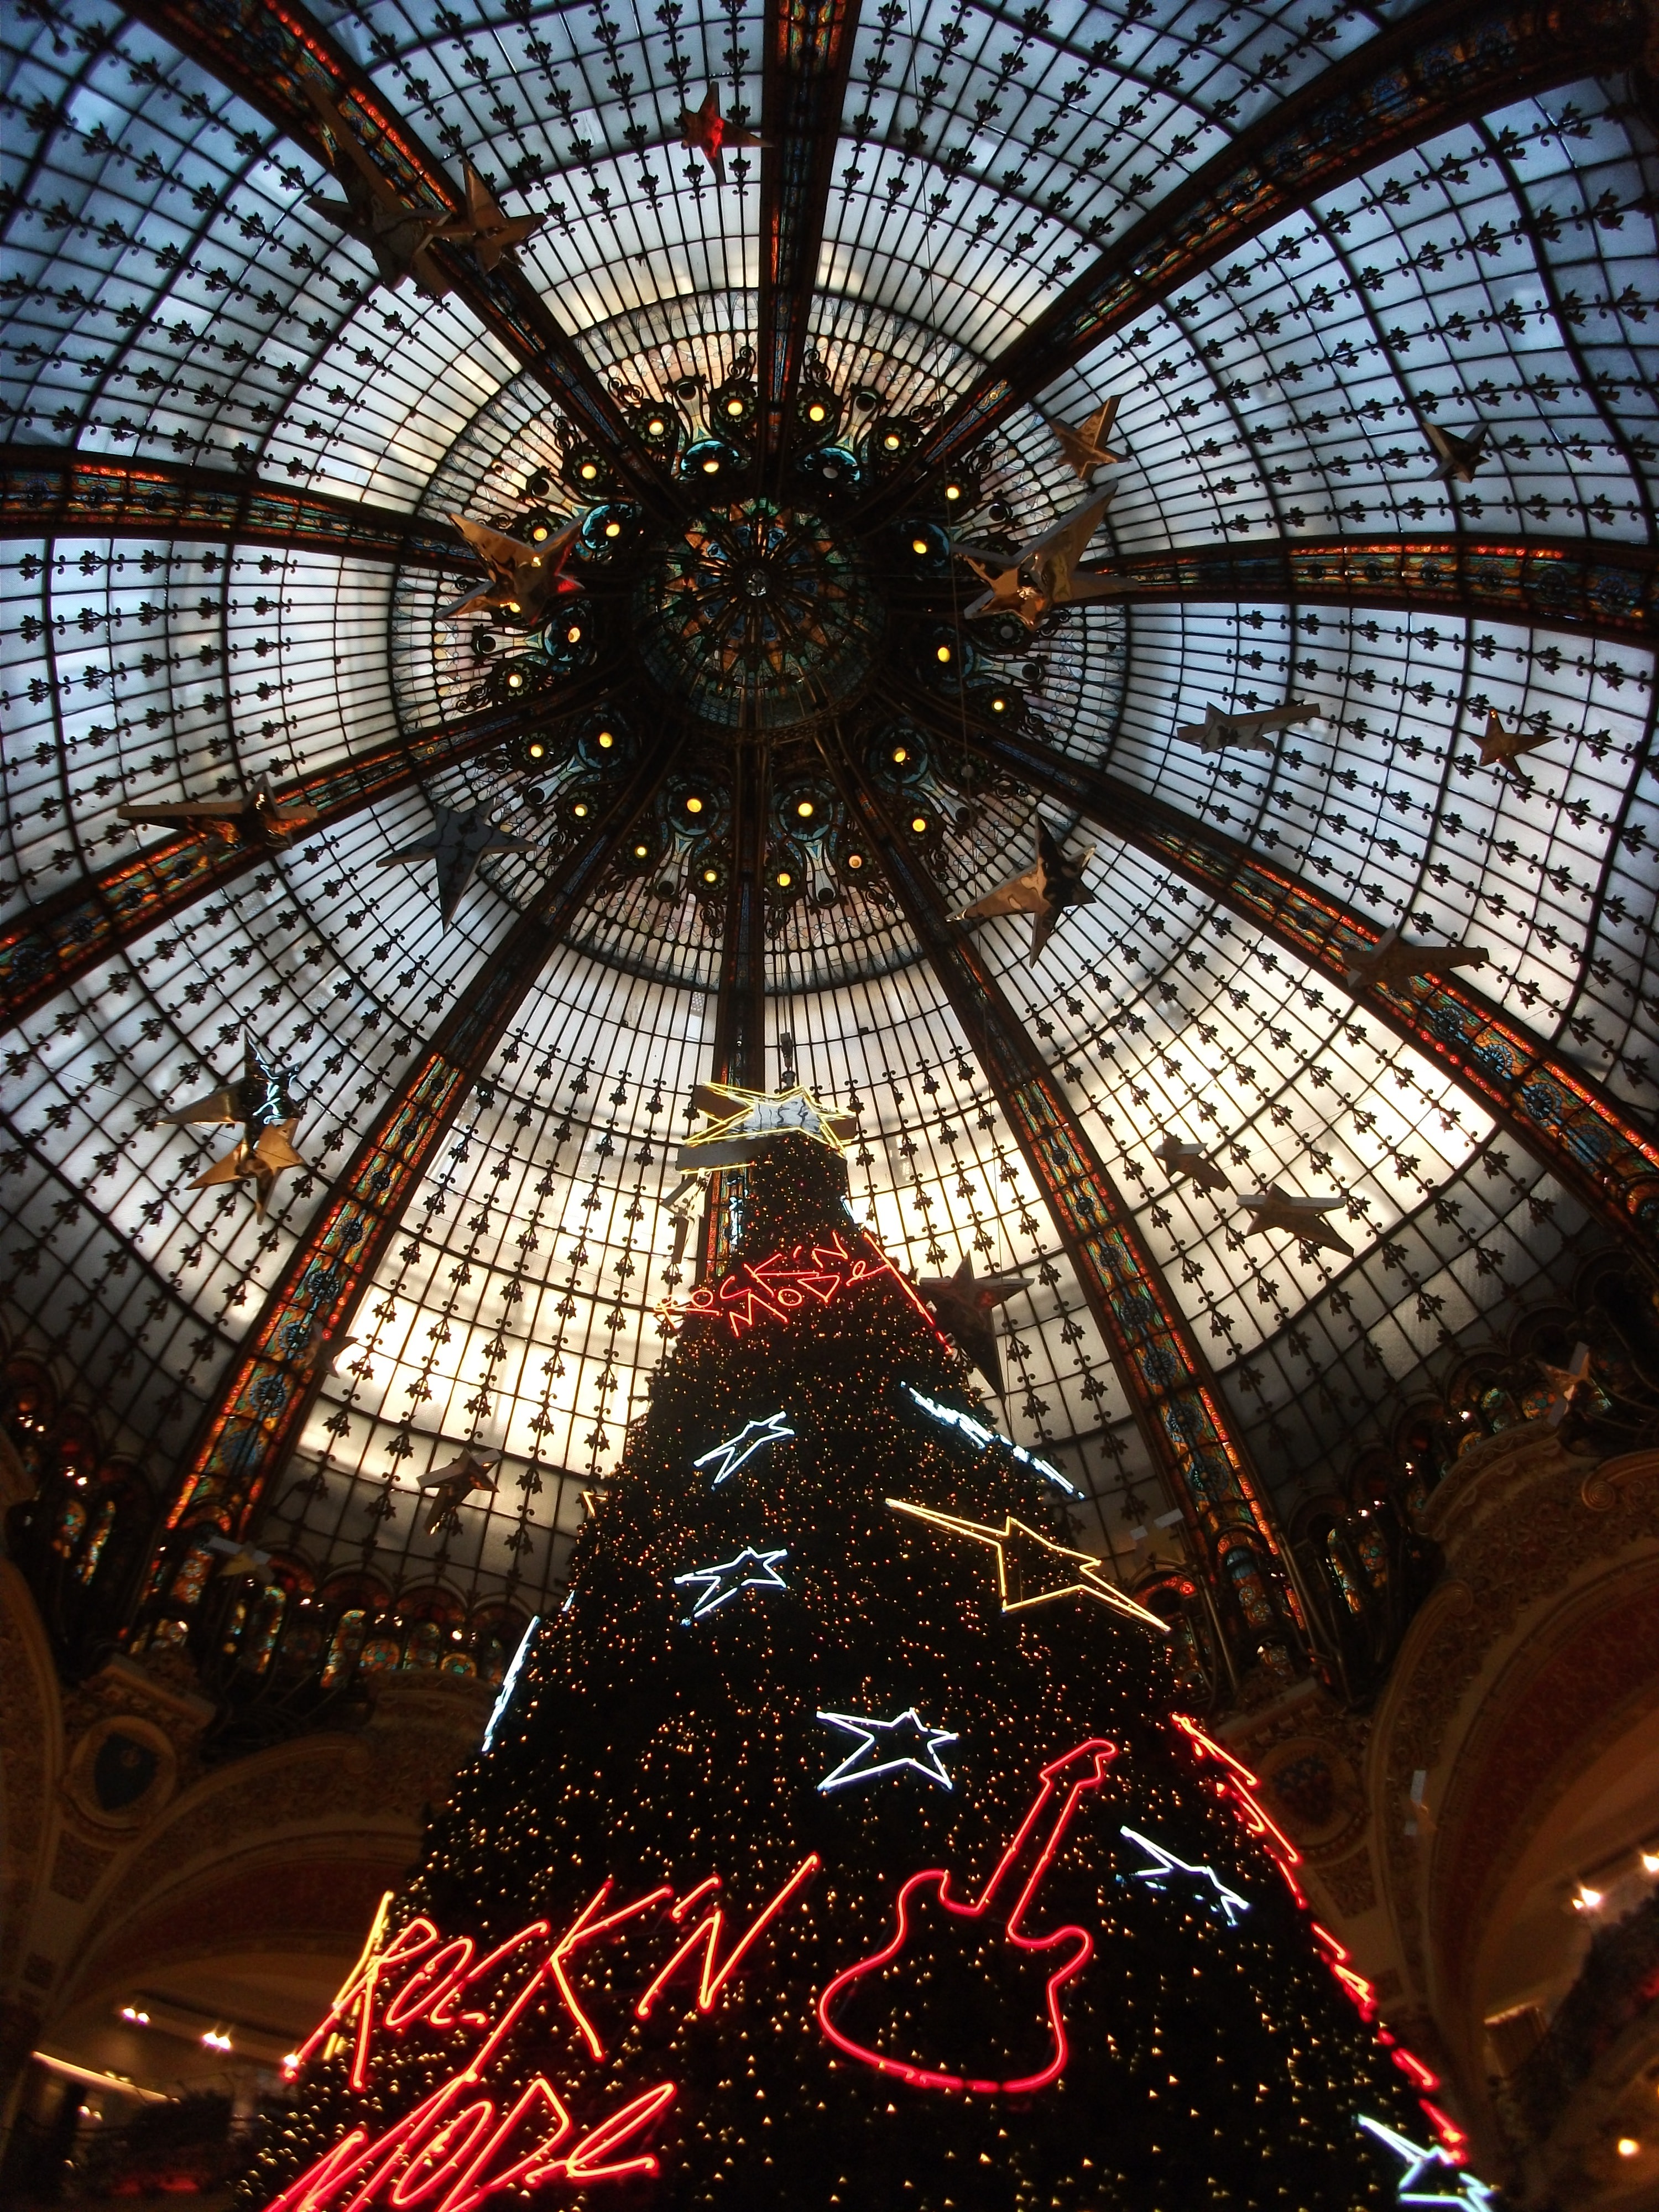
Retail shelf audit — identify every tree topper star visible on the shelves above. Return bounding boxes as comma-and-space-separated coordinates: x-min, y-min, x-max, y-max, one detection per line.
816, 1707, 959, 1793
692, 1411, 796, 1486
1357, 2116, 1498, 2208
675, 1082, 858, 1171
674, 1545, 789, 1623
1119, 1826, 1251, 1924
888, 1498, 1168, 1632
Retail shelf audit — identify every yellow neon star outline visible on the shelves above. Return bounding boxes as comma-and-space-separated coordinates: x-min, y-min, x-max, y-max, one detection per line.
886, 1498, 1168, 1632
681, 1082, 860, 1157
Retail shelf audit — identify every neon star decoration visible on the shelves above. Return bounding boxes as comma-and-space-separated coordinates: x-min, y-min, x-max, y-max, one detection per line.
1119, 1827, 1251, 1924
674, 1080, 858, 1170
1357, 2117, 1498, 2207
887, 1498, 1168, 1631
674, 1546, 789, 1623
692, 1411, 795, 1486
902, 1384, 1080, 1496
816, 1707, 959, 1793
482, 1616, 540, 1752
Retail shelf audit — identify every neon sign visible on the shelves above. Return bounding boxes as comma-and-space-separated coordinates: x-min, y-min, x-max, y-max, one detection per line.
674, 1545, 789, 1622
270, 1855, 818, 2211
816, 1707, 959, 1793
1173, 1715, 1468, 2166
481, 1616, 539, 1753
887, 1496, 1168, 1630
666, 1231, 951, 1345
1119, 1825, 1251, 1924
902, 1384, 1081, 1497
817, 1739, 1117, 2094
1357, 2115, 1496, 2207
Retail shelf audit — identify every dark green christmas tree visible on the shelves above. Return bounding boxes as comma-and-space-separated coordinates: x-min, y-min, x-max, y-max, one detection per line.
244, 1126, 1493, 2212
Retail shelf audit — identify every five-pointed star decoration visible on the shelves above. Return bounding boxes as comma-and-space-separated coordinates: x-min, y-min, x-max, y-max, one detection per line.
452, 158, 544, 272
442, 513, 584, 624
302, 81, 457, 296
692, 1411, 796, 1488
816, 1707, 960, 1794
1422, 418, 1490, 485
1541, 1340, 1593, 1428
1477, 706, 1554, 774
674, 1082, 859, 1172
913, 1255, 1031, 1395
1154, 1135, 1230, 1197
952, 821, 1097, 963
117, 773, 319, 848
418, 1448, 500, 1535
1238, 1184, 1355, 1258
886, 1498, 1169, 1632
674, 1545, 790, 1624
1049, 396, 1126, 480
677, 84, 768, 184
952, 486, 1121, 631
163, 1034, 311, 1217
1343, 926, 1489, 995
377, 803, 535, 925
1356, 2116, 1498, 2209
205, 1533, 276, 1586
1173, 701, 1321, 755
1118, 1826, 1251, 1926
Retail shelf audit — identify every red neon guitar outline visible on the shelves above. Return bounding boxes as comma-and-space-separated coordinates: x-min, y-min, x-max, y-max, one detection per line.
817, 1739, 1117, 2094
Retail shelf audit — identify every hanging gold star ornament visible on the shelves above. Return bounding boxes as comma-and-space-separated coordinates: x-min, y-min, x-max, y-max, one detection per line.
1422, 418, 1489, 484
1050, 397, 1125, 479
952, 821, 1095, 963
117, 773, 317, 847
1477, 707, 1554, 774
1238, 1185, 1354, 1257
887, 1498, 1167, 1630
674, 1083, 859, 1171
953, 487, 1120, 631
1154, 1135, 1230, 1196
418, 1449, 500, 1534
165, 1035, 311, 1217
302, 82, 456, 295
448, 160, 544, 270
1540, 1342, 1592, 1428
1342, 925, 1488, 994
678, 85, 768, 184
442, 514, 583, 624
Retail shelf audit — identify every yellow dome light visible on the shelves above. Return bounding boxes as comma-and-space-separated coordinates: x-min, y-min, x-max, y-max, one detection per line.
990, 695, 1008, 713
795, 799, 815, 819
504, 599, 520, 614
807, 402, 827, 423
883, 432, 901, 451
891, 745, 908, 765
935, 644, 952, 664
572, 801, 589, 818
945, 482, 962, 502
702, 457, 721, 474
580, 461, 598, 481
528, 741, 545, 760
565, 623, 582, 644
646, 416, 665, 435
702, 865, 719, 883
597, 729, 615, 749
531, 524, 549, 542
685, 795, 705, 815
633, 842, 649, 859
507, 671, 524, 689
604, 519, 622, 538
775, 870, 792, 888
910, 815, 928, 835
911, 536, 929, 555
846, 851, 863, 869
726, 398, 746, 418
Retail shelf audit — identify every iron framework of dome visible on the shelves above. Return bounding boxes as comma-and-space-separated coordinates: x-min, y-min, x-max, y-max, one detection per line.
1, 0, 1657, 1716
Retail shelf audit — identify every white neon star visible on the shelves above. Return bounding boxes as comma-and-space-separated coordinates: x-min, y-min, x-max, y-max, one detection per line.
1357, 2116, 1498, 2208
1120, 1826, 1251, 1925
816, 1707, 959, 1794
481, 1615, 540, 1751
673, 1545, 789, 1623
692, 1411, 796, 1486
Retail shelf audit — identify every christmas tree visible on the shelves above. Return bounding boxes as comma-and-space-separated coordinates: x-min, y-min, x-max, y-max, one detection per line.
244, 1112, 1493, 2211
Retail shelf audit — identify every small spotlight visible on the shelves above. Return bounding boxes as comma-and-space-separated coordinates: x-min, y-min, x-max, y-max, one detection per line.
596, 729, 615, 748
531, 524, 549, 542
911, 536, 929, 555
935, 645, 952, 664
702, 458, 721, 474
633, 843, 649, 859
702, 866, 719, 883
890, 745, 908, 765
883, 432, 901, 451
571, 801, 589, 819
1618, 2138, 1640, 2158
910, 815, 928, 834
527, 741, 545, 760
807, 402, 827, 423
201, 2030, 233, 2053
1574, 1885, 1604, 1912
646, 417, 665, 436
604, 520, 621, 539
846, 852, 863, 869
580, 462, 598, 481
775, 870, 792, 888
726, 398, 745, 418
1643, 1851, 1659, 1875
990, 696, 1008, 713
565, 624, 582, 644
685, 795, 705, 815
944, 483, 962, 502
795, 800, 814, 819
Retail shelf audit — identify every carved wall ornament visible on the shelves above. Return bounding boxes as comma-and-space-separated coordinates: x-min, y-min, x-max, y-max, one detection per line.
62, 1713, 178, 1832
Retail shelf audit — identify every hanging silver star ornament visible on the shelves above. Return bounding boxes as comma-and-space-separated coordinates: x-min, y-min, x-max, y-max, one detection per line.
1049, 397, 1125, 480
444, 160, 544, 271
952, 821, 1095, 962
914, 1255, 1031, 1395
953, 486, 1119, 631
442, 514, 583, 624
1174, 701, 1321, 755
1154, 1136, 1230, 1196
418, 1449, 500, 1534
377, 803, 535, 925
1343, 926, 1489, 994
1238, 1185, 1354, 1257
1423, 419, 1489, 484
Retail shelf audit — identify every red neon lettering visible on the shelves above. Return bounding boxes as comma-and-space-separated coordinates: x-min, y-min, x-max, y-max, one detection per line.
384, 1940, 474, 2035
817, 1742, 1115, 2095
349, 1921, 443, 2090
288, 1915, 440, 2086
637, 1855, 820, 2020
1392, 2047, 1440, 2092
671, 1875, 722, 1921
549, 1881, 673, 2058
1175, 1714, 1304, 1902
429, 2079, 574, 2212
528, 2082, 678, 2188
1418, 2100, 1468, 2162
385, 2099, 495, 2207
674, 1234, 950, 1351
430, 1922, 554, 2042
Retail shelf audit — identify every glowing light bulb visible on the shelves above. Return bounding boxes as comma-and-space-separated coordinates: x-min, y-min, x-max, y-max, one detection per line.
633, 843, 649, 859
775, 870, 792, 888
990, 696, 1007, 713
846, 852, 863, 869
703, 867, 718, 883
796, 800, 814, 818
911, 536, 928, 555
685, 796, 704, 815
807, 402, 827, 422
726, 398, 745, 418
910, 815, 928, 834
703, 458, 721, 474
1618, 2138, 1640, 2158
945, 483, 962, 501
1574, 1885, 1604, 1911
1644, 1851, 1659, 1874
647, 417, 665, 435
528, 742, 545, 760
891, 745, 908, 764
604, 520, 621, 538
507, 672, 523, 688
572, 801, 589, 818
883, 432, 901, 451
936, 645, 952, 663
580, 461, 598, 480
597, 729, 614, 748
531, 524, 549, 541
